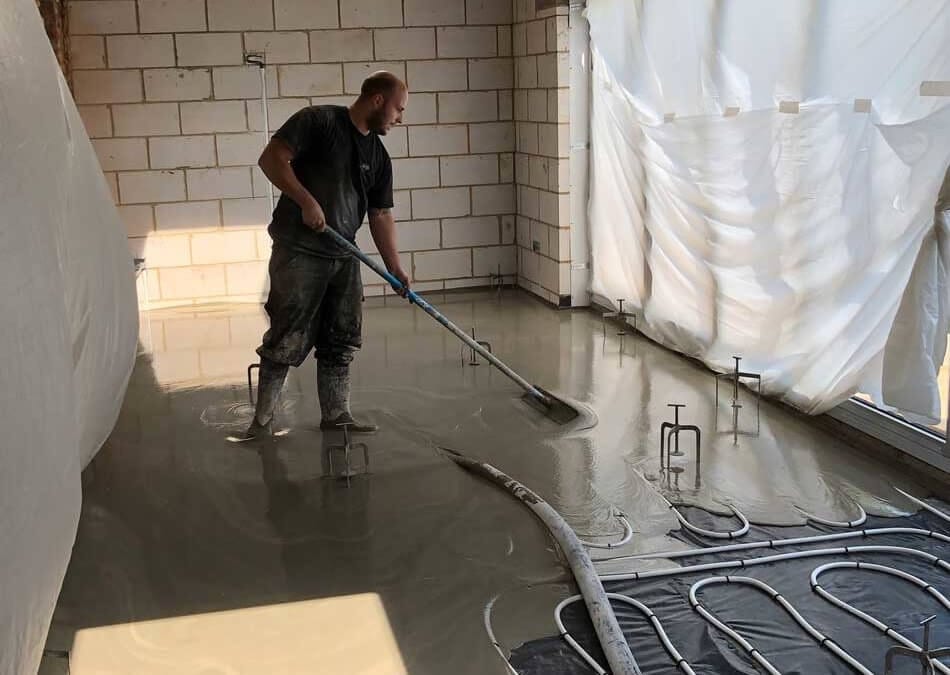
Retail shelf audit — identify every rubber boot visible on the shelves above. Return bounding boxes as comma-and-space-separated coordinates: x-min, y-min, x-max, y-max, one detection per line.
317, 363, 378, 433
241, 359, 289, 440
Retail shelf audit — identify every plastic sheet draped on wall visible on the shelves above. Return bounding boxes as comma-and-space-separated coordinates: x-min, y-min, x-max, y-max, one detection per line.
586, 0, 950, 423
0, 0, 138, 672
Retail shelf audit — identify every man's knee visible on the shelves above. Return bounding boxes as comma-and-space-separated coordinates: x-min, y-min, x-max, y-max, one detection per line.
314, 344, 359, 368
257, 329, 313, 367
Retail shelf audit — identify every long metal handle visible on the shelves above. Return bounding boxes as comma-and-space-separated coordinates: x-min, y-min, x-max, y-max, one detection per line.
323, 227, 546, 403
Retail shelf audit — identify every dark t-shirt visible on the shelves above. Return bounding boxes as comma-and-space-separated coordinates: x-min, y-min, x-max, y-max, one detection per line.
268, 105, 394, 258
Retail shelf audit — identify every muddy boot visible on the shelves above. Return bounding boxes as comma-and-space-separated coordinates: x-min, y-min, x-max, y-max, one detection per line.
240, 359, 289, 440
317, 364, 378, 433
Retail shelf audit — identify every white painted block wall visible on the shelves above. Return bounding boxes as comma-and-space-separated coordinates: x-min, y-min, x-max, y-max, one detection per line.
513, 0, 571, 306
68, 0, 524, 307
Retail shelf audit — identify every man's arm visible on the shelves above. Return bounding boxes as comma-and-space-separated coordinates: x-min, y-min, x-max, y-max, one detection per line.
368, 207, 410, 295
258, 138, 326, 231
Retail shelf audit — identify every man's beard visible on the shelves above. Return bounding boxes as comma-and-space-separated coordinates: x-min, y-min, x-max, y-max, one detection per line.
367, 109, 388, 135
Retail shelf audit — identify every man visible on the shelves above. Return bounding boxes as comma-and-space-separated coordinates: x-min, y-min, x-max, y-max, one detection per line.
243, 71, 410, 440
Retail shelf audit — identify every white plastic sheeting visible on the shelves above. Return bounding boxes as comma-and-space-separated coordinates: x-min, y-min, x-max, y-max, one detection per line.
0, 0, 138, 672
586, 0, 950, 422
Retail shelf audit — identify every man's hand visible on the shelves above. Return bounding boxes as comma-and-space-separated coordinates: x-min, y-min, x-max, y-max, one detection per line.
390, 266, 410, 298
302, 200, 327, 232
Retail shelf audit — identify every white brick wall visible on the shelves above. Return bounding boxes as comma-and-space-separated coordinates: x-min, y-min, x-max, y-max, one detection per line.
516, 56, 538, 88
112, 103, 180, 136
392, 158, 440, 189
222, 197, 271, 227
473, 184, 514, 214
528, 155, 546, 189
310, 29, 373, 62
467, 0, 512, 25
155, 201, 221, 231
77, 105, 113, 137
340, 0, 402, 28
412, 187, 471, 219
207, 0, 274, 31
397, 220, 442, 250
473, 244, 516, 275
213, 66, 278, 100
438, 91, 497, 122
500, 153, 514, 183
180, 101, 247, 134
279, 64, 344, 96
414, 249, 471, 280
528, 88, 547, 121
107, 34, 176, 68
498, 25, 512, 56
405, 0, 465, 26
275, 0, 339, 30
514, 2, 572, 303
71, 0, 520, 307
436, 27, 496, 58
144, 68, 212, 101
442, 216, 499, 247
160, 265, 227, 299
176, 33, 244, 66
191, 230, 258, 264
118, 205, 155, 237
375, 28, 437, 60
440, 154, 498, 186
149, 136, 216, 169
379, 126, 409, 157
469, 122, 515, 152
468, 58, 514, 90
138, 0, 206, 33
92, 138, 148, 171
119, 170, 186, 203
186, 167, 253, 199
142, 234, 192, 267
224, 261, 269, 297
69, 1, 137, 34
216, 133, 266, 166
408, 125, 468, 156
400, 93, 436, 124
244, 32, 310, 63
407, 60, 468, 92
73, 70, 142, 104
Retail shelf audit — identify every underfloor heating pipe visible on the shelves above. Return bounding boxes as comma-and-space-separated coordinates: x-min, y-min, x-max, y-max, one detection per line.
895, 487, 950, 525
665, 499, 750, 539
556, 594, 696, 675
556, 492, 950, 672
689, 576, 874, 675
578, 513, 634, 549
812, 561, 950, 674
563, 544, 950, 674
797, 504, 868, 528
599, 543, 950, 583
597, 526, 950, 565
442, 448, 642, 675
483, 594, 519, 675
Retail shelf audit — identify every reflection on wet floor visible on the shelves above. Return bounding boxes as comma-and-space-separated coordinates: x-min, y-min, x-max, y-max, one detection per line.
48, 290, 932, 673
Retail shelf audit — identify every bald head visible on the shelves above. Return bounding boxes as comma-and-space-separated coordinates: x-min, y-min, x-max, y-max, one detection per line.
354, 71, 407, 135
359, 71, 407, 101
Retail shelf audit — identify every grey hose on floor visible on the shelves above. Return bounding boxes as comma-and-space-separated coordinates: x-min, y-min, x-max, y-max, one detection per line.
441, 448, 642, 675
